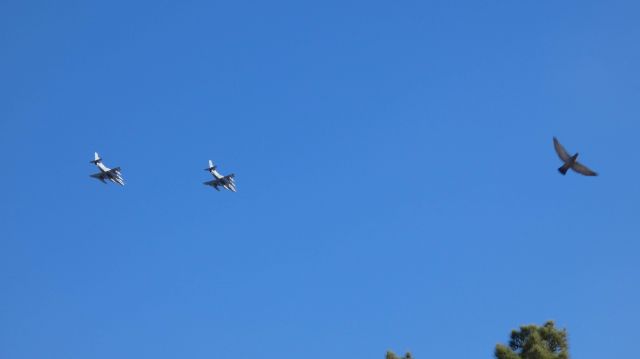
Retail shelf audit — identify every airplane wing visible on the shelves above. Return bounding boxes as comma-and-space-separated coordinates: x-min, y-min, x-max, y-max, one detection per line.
553, 137, 571, 162
90, 173, 107, 183
205, 178, 225, 185
572, 162, 598, 176
204, 180, 221, 190
108, 167, 121, 174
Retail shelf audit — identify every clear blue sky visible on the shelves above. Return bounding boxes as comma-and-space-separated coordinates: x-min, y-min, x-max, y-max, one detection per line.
1, 1, 639, 358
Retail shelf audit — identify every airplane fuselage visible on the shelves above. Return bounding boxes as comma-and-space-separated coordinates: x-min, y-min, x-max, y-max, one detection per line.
97, 162, 111, 173
210, 170, 223, 180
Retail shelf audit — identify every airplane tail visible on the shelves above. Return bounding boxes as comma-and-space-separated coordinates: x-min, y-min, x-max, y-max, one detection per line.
90, 152, 102, 164
204, 160, 216, 171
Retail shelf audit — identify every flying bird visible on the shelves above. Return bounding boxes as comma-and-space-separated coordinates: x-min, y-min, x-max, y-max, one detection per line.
553, 137, 598, 176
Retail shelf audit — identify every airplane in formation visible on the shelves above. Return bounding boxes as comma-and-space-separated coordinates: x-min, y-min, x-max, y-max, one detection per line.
90, 152, 125, 185
203, 160, 236, 192
553, 137, 598, 176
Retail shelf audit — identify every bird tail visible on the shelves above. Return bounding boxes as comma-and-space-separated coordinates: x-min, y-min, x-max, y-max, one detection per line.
558, 163, 570, 175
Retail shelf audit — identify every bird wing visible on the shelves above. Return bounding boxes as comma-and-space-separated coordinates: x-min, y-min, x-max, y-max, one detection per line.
553, 137, 571, 162
572, 161, 598, 176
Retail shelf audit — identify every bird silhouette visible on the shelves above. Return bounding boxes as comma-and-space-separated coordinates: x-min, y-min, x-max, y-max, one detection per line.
553, 137, 598, 176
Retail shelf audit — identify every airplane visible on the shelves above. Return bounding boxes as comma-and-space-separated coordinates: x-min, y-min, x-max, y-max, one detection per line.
203, 160, 236, 192
90, 152, 125, 186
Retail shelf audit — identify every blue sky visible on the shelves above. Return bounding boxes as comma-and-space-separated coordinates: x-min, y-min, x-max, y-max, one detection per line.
1, 1, 639, 358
